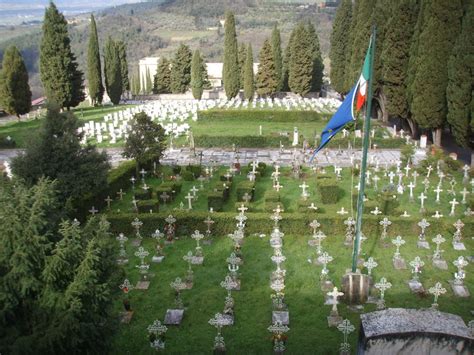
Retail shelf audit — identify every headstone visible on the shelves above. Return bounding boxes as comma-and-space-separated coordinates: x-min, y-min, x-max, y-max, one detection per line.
164, 309, 184, 325
272, 311, 289, 326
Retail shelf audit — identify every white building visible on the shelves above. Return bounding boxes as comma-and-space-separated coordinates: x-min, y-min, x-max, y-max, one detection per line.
139, 57, 259, 92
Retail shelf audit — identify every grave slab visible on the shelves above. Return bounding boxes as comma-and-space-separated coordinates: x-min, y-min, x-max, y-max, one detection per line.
131, 239, 141, 247
272, 311, 289, 325
417, 241, 430, 249
432, 259, 448, 270
164, 309, 184, 325
393, 258, 407, 270
152, 256, 165, 263
119, 311, 134, 324
327, 313, 342, 327
452, 242, 466, 251
449, 281, 470, 298
135, 281, 150, 290
408, 280, 424, 294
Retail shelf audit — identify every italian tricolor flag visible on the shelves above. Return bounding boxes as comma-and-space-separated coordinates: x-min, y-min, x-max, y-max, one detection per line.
353, 39, 372, 114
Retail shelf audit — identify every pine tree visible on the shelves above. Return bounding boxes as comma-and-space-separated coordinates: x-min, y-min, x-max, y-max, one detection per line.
0, 46, 32, 119
153, 57, 171, 94
117, 41, 129, 93
222, 11, 240, 99
243, 43, 255, 100
271, 24, 283, 91
104, 37, 122, 104
11, 105, 110, 206
329, 0, 352, 95
288, 22, 313, 96
381, 0, 418, 122
170, 44, 192, 94
306, 22, 324, 93
347, 0, 376, 86
256, 39, 278, 97
282, 27, 297, 92
446, 3, 473, 148
40, 2, 84, 109
191, 50, 205, 100
410, 0, 463, 146
238, 43, 247, 89
86, 14, 104, 106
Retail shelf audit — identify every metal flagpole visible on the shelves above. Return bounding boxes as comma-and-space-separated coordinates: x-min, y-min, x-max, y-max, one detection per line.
351, 26, 376, 273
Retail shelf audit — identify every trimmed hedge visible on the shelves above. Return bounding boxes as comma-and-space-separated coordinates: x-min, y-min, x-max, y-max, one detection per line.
0, 135, 16, 148
185, 165, 202, 178
264, 190, 280, 203
137, 200, 159, 213
135, 189, 152, 200
236, 180, 255, 201
325, 137, 406, 149
106, 212, 473, 241
195, 135, 291, 148
198, 109, 327, 122
317, 179, 342, 204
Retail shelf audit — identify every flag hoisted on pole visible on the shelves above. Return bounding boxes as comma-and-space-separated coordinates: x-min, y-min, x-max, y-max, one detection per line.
310, 27, 376, 273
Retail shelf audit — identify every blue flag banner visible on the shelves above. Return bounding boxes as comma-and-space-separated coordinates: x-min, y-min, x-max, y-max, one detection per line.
309, 84, 357, 161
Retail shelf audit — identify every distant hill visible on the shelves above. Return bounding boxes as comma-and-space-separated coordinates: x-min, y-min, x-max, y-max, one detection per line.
0, 0, 335, 99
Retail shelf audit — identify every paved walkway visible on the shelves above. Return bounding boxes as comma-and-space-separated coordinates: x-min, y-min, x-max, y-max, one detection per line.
1, 147, 419, 168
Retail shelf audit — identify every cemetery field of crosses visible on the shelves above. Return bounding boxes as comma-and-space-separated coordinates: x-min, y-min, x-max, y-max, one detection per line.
105, 159, 473, 353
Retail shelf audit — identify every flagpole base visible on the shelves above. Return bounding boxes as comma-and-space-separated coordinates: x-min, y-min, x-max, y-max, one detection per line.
342, 269, 370, 305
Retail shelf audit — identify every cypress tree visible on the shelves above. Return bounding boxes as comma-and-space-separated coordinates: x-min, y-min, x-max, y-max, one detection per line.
329, 0, 352, 95
238, 43, 247, 89
86, 14, 104, 106
0, 46, 32, 119
243, 43, 255, 100
446, 3, 473, 148
104, 37, 122, 105
343, 0, 359, 91
191, 50, 204, 100
145, 67, 153, 95
153, 58, 171, 94
170, 44, 192, 94
222, 11, 240, 99
256, 39, 278, 97
271, 24, 283, 91
288, 22, 313, 96
131, 68, 140, 96
282, 27, 297, 92
347, 0, 376, 86
306, 22, 324, 93
117, 41, 129, 93
381, 0, 418, 122
410, 0, 463, 146
40, 2, 84, 109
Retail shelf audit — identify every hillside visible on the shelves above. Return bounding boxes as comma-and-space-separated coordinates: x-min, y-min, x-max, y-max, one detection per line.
0, 0, 335, 99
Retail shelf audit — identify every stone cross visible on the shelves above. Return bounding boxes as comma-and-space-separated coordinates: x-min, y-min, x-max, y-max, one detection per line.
312, 230, 327, 255
242, 192, 252, 203
251, 161, 258, 174
432, 234, 446, 260
160, 192, 170, 205
432, 211, 443, 219
130, 176, 136, 188
392, 235, 406, 260
327, 286, 344, 314
379, 218, 392, 240
220, 275, 238, 298
434, 186, 443, 203
418, 218, 430, 235
428, 282, 446, 309
209, 313, 227, 351
412, 171, 419, 185
460, 188, 469, 204
147, 320, 168, 350
409, 256, 424, 281
274, 181, 283, 192
104, 196, 113, 208
449, 198, 459, 216
131, 217, 143, 238
131, 197, 138, 212
407, 181, 415, 200
238, 204, 248, 215
191, 230, 205, 249
423, 177, 430, 193
388, 171, 396, 184
462, 164, 470, 181
337, 319, 355, 354
183, 251, 194, 272
117, 188, 126, 200
89, 206, 98, 215
204, 216, 214, 235
139, 168, 147, 181
404, 165, 411, 177
374, 277, 392, 309
190, 185, 199, 197
309, 219, 321, 234
373, 175, 380, 191
170, 277, 186, 309
438, 171, 446, 186
370, 206, 382, 215
119, 278, 134, 294
426, 165, 433, 178
363, 257, 378, 276
418, 192, 427, 211
185, 193, 194, 210
337, 207, 348, 215
318, 252, 333, 279
135, 246, 149, 263
299, 182, 309, 199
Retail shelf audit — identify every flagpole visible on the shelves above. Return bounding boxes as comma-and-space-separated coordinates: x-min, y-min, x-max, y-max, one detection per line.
351, 26, 376, 273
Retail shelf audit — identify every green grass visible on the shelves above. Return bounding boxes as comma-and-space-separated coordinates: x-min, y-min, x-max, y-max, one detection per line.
110, 218, 473, 354
0, 104, 135, 147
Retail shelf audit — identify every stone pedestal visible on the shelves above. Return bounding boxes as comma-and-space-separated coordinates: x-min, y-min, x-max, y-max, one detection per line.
408, 280, 424, 294
327, 311, 342, 327
191, 256, 204, 265
231, 279, 241, 291
164, 309, 184, 325
152, 255, 165, 263
320, 280, 334, 292
393, 258, 407, 270
449, 281, 470, 298
119, 311, 133, 324
417, 241, 430, 249
342, 270, 370, 305
452, 242, 466, 251
432, 259, 448, 270
117, 258, 129, 265
135, 281, 150, 290
272, 311, 289, 325
131, 239, 141, 247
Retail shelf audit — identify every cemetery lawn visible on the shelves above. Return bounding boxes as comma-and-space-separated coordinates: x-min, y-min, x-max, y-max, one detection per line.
0, 104, 135, 148
110, 227, 473, 354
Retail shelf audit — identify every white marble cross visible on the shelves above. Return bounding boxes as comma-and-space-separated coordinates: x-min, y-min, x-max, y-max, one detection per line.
426, 165, 433, 178
434, 185, 443, 203
449, 198, 459, 216
460, 188, 469, 204
327, 287, 344, 313
190, 185, 199, 197
388, 171, 396, 184
407, 181, 415, 200
418, 192, 427, 211
185, 193, 194, 210
412, 171, 419, 185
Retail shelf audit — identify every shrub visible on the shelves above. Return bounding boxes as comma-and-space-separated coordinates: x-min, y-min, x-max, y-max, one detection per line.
135, 189, 152, 200
194, 135, 291, 148
185, 165, 202, 178
317, 179, 341, 204
137, 199, 159, 213
264, 190, 280, 203
378, 191, 400, 215
198, 109, 326, 122
0, 135, 16, 148
400, 144, 415, 165
181, 170, 195, 181
172, 165, 182, 175
208, 191, 224, 212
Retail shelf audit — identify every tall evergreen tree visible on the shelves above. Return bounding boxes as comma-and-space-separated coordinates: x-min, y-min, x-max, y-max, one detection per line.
381, 0, 418, 125
117, 41, 129, 93
238, 43, 247, 89
329, 0, 352, 95
347, 0, 376, 86
40, 2, 84, 109
153, 58, 171, 94
271, 24, 283, 91
343, 0, 359, 91
282, 27, 297, 92
288, 22, 313, 96
243, 43, 255, 100
0, 46, 32, 119
131, 68, 140, 96
191, 50, 205, 99
170, 44, 192, 94
104, 37, 122, 104
86, 14, 104, 106
446, 3, 474, 148
145, 67, 153, 94
11, 105, 110, 206
256, 39, 278, 97
306, 22, 324, 93
410, 0, 463, 146
222, 11, 240, 99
